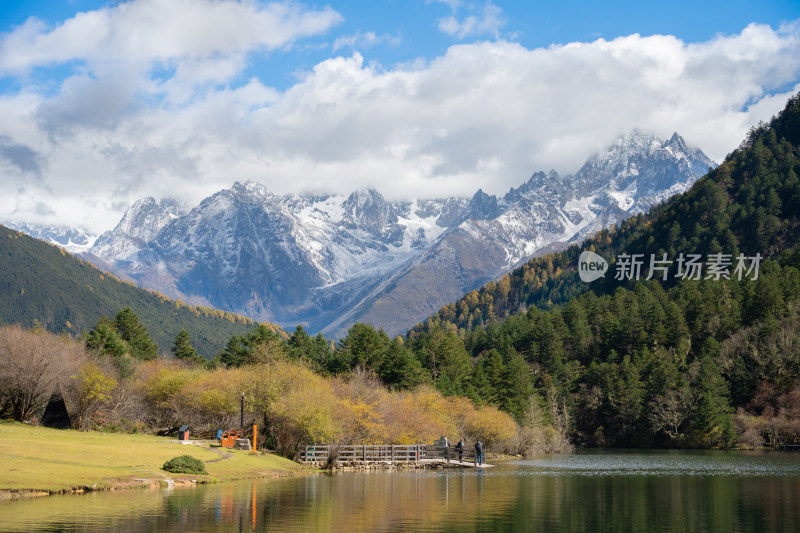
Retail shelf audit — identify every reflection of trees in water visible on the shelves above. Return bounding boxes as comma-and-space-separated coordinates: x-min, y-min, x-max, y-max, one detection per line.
183, 469, 800, 532
6, 463, 800, 531
250, 470, 517, 532
247, 471, 800, 532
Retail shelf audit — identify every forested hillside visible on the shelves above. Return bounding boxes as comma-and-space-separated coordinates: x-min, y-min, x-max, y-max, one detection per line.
383, 93, 800, 448
274, 93, 800, 449
0, 227, 283, 356
412, 95, 800, 334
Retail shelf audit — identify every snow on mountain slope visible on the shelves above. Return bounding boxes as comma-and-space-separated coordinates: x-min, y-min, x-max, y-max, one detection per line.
88, 130, 715, 336
91, 197, 184, 267
1, 221, 97, 254
323, 132, 715, 336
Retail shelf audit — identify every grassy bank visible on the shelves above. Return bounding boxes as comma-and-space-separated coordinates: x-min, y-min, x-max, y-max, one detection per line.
0, 421, 308, 495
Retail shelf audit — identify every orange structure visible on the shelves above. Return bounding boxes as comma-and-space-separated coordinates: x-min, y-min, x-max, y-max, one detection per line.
221, 429, 239, 448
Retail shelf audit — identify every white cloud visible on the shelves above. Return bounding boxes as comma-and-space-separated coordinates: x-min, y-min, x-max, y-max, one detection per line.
0, 12, 799, 234
437, 1, 506, 39
332, 31, 400, 52
0, 0, 343, 74
0, 0, 342, 120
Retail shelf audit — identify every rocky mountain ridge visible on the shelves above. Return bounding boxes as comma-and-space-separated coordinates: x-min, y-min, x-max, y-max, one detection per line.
10, 130, 716, 336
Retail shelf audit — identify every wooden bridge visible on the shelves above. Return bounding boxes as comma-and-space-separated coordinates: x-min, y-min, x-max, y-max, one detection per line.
299, 442, 489, 468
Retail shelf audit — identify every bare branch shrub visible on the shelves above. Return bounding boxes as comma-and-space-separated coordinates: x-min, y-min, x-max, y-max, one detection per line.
0, 325, 88, 423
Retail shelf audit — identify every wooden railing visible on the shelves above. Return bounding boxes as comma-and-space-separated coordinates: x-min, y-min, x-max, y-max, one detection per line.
300, 443, 483, 466
439, 444, 480, 465
301, 444, 422, 464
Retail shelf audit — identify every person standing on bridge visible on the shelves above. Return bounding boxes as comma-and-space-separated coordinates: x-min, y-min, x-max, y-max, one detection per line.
456, 439, 464, 462
474, 440, 484, 466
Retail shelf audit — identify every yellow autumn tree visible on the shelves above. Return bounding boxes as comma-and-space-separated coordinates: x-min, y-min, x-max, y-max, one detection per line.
267, 363, 340, 457
70, 361, 118, 429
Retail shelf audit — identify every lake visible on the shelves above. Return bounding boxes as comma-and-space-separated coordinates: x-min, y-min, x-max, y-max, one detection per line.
2, 450, 800, 532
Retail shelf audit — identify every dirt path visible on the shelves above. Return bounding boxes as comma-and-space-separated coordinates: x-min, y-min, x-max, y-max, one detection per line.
205, 447, 234, 463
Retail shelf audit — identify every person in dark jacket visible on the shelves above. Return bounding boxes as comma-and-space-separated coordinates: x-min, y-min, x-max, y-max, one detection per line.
455, 439, 464, 462
474, 440, 484, 465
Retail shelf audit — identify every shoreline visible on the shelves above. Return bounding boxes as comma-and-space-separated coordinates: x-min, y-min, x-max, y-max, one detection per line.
0, 422, 311, 501
0, 466, 308, 502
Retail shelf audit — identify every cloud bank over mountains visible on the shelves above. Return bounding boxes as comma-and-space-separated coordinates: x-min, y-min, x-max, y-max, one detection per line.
0, 0, 798, 233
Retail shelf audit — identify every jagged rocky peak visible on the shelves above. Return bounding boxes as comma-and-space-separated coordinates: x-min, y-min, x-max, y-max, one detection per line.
584, 129, 659, 168
90, 195, 185, 262
230, 179, 275, 200
660, 132, 712, 168
342, 188, 399, 230
506, 170, 568, 201
95, 196, 179, 244
409, 197, 470, 224
574, 129, 715, 197
344, 188, 386, 214
183, 181, 280, 226
468, 189, 500, 220
435, 197, 470, 228
665, 131, 687, 150
114, 196, 184, 241
513, 171, 549, 195
413, 199, 443, 219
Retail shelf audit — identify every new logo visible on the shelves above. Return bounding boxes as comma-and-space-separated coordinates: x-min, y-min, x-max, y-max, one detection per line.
578, 251, 608, 282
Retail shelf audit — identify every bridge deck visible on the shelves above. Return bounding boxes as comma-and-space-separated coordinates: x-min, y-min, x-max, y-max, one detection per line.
300, 444, 491, 468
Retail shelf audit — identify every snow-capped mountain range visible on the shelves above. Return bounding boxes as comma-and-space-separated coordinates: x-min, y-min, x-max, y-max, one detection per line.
6, 131, 715, 337
1, 220, 97, 254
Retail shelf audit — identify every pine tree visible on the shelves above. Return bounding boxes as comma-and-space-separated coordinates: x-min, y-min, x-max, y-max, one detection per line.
473, 349, 505, 405
172, 328, 201, 364
378, 339, 428, 390
287, 324, 312, 360
502, 349, 534, 422
610, 356, 645, 446
219, 335, 248, 367
432, 329, 473, 397
114, 308, 158, 360
690, 354, 736, 448
86, 317, 127, 359
309, 333, 336, 374
338, 323, 390, 370
85, 317, 136, 377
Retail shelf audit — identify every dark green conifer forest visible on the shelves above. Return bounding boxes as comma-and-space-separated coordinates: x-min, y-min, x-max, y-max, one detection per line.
393, 92, 800, 448
278, 92, 800, 448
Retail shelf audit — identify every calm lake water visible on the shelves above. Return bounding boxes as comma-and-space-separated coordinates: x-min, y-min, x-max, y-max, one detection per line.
3, 450, 800, 532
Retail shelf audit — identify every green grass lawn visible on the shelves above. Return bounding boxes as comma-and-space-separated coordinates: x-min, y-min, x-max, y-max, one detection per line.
0, 421, 307, 492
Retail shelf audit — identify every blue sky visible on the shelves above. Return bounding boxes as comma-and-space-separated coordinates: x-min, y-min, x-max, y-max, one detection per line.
0, 0, 799, 232
3, 1, 798, 90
